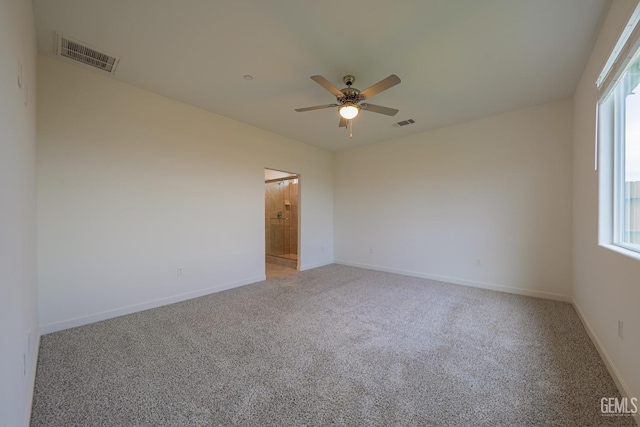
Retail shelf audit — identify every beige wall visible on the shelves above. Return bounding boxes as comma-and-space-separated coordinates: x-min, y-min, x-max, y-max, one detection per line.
0, 0, 39, 425
37, 56, 334, 333
335, 99, 574, 301
573, 0, 640, 402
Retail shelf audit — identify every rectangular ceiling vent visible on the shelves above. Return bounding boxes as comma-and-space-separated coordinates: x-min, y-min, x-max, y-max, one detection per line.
393, 119, 415, 127
55, 34, 119, 74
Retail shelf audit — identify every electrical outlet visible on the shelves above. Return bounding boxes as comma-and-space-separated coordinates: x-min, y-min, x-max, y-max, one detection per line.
369, 247, 374, 255
177, 267, 183, 277
618, 320, 624, 339
476, 259, 481, 267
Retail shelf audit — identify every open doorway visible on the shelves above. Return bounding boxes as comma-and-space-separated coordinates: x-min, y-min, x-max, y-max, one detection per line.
265, 168, 299, 279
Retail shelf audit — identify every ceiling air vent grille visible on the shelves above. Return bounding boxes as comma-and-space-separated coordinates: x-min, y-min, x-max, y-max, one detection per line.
56, 34, 119, 74
394, 119, 415, 127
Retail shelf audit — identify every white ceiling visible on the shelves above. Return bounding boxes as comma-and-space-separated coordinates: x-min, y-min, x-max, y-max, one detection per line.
33, 0, 610, 152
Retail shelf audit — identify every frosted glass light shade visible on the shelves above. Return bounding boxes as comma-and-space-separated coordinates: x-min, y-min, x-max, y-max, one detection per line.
339, 104, 359, 119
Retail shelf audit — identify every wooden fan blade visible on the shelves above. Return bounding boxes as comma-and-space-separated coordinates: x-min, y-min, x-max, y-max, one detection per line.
310, 76, 344, 97
339, 117, 347, 127
359, 75, 401, 100
295, 104, 338, 112
360, 103, 399, 116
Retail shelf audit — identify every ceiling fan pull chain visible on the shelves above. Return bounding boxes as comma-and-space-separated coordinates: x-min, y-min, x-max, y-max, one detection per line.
349, 119, 353, 138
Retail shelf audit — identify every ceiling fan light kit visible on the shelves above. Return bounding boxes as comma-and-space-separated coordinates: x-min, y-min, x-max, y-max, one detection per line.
339, 103, 359, 119
295, 74, 401, 137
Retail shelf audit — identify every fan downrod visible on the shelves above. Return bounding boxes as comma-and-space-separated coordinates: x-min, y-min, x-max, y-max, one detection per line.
343, 75, 355, 86
340, 75, 360, 100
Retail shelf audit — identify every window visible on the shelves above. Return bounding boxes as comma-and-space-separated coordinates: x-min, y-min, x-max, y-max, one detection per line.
613, 60, 640, 251
597, 4, 640, 257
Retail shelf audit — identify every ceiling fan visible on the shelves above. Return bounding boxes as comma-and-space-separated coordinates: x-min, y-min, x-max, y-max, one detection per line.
295, 74, 401, 133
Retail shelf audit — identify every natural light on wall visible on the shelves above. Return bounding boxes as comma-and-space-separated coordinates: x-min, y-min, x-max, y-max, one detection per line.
597, 2, 640, 256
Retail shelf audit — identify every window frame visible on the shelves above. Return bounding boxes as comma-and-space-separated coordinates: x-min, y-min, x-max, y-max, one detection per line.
599, 58, 640, 258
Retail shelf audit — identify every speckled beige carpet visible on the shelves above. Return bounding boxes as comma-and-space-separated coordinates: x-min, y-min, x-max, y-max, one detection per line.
31, 264, 636, 426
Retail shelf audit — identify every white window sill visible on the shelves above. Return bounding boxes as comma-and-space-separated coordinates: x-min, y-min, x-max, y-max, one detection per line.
599, 243, 640, 262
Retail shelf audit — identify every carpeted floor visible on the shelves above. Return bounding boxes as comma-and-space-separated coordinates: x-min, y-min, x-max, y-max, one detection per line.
31, 265, 636, 426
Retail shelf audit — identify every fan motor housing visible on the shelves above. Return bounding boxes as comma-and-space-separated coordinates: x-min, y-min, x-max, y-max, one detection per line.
340, 87, 360, 100
339, 76, 360, 103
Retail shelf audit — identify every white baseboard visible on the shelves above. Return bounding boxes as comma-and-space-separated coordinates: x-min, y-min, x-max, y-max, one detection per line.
573, 301, 639, 426
299, 259, 334, 271
334, 260, 572, 302
40, 275, 265, 334
23, 331, 40, 427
